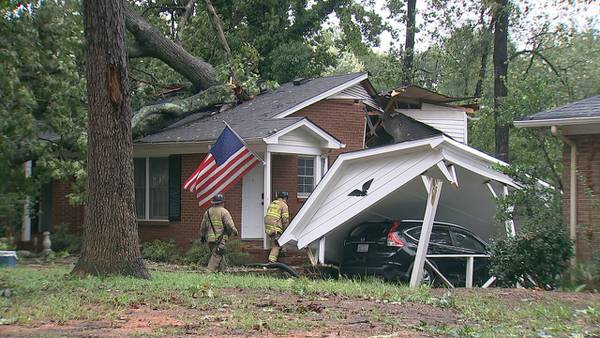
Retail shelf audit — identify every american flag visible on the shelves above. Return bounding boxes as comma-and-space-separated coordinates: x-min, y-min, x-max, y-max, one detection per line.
183, 125, 262, 208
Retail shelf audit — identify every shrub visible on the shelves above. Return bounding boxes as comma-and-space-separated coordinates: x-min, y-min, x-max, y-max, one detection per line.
565, 255, 600, 291
489, 165, 573, 289
51, 224, 81, 254
141, 240, 179, 263
185, 239, 248, 267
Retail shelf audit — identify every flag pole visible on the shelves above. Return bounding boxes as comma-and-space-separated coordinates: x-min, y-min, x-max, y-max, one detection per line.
221, 120, 266, 165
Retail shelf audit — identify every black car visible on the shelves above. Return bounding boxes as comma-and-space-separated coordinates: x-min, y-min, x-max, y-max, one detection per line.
340, 220, 490, 286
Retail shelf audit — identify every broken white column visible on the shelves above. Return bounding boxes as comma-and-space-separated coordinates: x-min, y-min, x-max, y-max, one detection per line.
410, 177, 443, 288
503, 185, 516, 237
21, 160, 32, 242
318, 236, 326, 264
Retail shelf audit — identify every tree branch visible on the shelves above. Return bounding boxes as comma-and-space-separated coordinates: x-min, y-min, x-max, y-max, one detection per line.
124, 3, 217, 92
175, 0, 196, 45
204, 0, 251, 101
132, 84, 236, 138
510, 49, 569, 88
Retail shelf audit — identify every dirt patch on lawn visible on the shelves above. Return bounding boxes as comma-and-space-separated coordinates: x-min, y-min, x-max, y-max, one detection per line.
3, 286, 597, 337
1, 287, 452, 337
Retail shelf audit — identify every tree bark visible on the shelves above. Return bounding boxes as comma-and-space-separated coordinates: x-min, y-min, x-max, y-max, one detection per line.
73, 0, 150, 279
474, 7, 493, 98
124, 3, 217, 92
175, 0, 196, 45
403, 0, 417, 84
493, 0, 510, 162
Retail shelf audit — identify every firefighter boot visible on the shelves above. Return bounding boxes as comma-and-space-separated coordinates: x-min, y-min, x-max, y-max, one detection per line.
268, 237, 280, 263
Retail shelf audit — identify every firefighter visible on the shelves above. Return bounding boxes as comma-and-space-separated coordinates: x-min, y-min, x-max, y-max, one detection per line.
264, 191, 289, 263
199, 194, 238, 272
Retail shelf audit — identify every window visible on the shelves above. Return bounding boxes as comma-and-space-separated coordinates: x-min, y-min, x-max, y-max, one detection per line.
297, 156, 315, 197
134, 158, 146, 218
406, 227, 452, 246
430, 229, 452, 246
134, 157, 169, 220
451, 231, 486, 252
349, 223, 391, 242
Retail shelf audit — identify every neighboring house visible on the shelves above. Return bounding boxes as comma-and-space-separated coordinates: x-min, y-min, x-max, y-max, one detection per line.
21, 73, 475, 262
515, 95, 600, 264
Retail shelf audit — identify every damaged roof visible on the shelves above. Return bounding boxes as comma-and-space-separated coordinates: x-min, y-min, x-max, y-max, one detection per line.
136, 72, 369, 144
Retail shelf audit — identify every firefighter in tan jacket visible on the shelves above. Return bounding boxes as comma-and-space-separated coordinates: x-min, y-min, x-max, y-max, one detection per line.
264, 191, 290, 263
199, 194, 238, 272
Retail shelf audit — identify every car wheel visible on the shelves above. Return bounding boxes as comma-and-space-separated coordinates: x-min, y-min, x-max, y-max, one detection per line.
421, 266, 437, 286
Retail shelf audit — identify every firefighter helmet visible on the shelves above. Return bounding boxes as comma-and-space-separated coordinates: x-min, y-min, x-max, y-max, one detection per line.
211, 194, 225, 205
276, 191, 289, 199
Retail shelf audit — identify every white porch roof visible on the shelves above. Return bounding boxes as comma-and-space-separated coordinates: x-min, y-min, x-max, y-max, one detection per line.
279, 135, 519, 263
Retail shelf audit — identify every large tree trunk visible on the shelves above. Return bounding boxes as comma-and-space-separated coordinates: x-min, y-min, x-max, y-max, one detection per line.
474, 6, 493, 98
124, 3, 217, 92
403, 0, 417, 84
73, 0, 150, 279
493, 0, 510, 162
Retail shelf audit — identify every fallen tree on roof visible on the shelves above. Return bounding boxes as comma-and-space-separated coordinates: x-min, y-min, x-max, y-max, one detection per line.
124, 1, 248, 138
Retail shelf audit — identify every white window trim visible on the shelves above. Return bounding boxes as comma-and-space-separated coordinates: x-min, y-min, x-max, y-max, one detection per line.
297, 156, 316, 198
136, 157, 170, 222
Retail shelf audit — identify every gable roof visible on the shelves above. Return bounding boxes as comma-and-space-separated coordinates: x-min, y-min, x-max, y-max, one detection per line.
136, 72, 370, 144
515, 95, 600, 127
278, 135, 518, 251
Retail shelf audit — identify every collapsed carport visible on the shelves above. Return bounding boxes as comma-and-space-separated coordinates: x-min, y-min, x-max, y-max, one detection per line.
279, 135, 519, 287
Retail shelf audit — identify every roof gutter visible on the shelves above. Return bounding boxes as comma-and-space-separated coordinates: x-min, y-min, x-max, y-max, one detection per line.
514, 116, 600, 128
551, 125, 577, 267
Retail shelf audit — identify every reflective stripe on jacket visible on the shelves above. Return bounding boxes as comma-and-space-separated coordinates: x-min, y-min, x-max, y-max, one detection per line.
264, 199, 289, 235
200, 206, 238, 243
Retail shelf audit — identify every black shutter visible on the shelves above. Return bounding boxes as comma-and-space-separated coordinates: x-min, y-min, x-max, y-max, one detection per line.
168, 154, 182, 221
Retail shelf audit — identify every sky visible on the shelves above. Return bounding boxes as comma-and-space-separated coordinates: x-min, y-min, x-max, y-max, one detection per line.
366, 0, 600, 53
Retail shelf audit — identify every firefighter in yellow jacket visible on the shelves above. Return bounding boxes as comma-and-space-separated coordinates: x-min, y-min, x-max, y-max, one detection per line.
199, 194, 238, 272
264, 191, 290, 262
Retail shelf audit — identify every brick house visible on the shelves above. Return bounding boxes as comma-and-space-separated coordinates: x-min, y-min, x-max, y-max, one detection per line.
515, 95, 600, 264
23, 73, 474, 262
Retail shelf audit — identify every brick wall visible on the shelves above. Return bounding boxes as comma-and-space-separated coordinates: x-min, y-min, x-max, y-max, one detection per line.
48, 98, 367, 265
562, 134, 600, 262
292, 99, 366, 164
138, 153, 244, 252
51, 180, 84, 233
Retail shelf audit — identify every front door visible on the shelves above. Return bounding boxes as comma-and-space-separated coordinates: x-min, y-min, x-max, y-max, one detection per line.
241, 164, 264, 239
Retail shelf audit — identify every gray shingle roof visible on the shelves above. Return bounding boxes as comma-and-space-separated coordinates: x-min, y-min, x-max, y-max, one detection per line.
520, 95, 600, 121
137, 72, 368, 143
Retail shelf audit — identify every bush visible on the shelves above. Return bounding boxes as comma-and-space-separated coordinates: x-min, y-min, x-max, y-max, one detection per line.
489, 166, 573, 289
141, 239, 179, 263
565, 255, 600, 291
185, 239, 249, 267
51, 224, 81, 254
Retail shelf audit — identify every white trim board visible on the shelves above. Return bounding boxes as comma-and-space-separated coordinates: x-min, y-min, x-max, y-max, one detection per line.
272, 73, 369, 119
263, 118, 345, 149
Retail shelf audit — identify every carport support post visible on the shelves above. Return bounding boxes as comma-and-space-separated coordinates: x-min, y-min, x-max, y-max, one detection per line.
263, 151, 272, 249
410, 178, 443, 288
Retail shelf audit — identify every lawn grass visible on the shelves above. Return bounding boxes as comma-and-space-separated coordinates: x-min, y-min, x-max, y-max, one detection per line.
1, 265, 599, 337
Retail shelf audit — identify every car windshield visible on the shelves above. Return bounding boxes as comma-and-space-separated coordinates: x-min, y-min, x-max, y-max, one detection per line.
348, 223, 391, 241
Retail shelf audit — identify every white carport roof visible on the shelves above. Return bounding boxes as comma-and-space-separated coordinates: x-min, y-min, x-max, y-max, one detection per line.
279, 135, 519, 264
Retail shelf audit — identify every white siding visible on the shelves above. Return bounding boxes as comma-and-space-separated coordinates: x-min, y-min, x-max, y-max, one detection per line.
398, 103, 468, 143
329, 84, 380, 110
278, 127, 323, 147
297, 150, 443, 246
